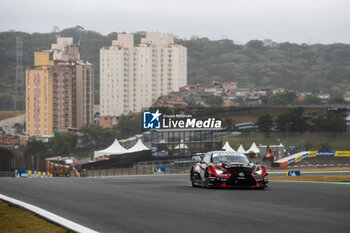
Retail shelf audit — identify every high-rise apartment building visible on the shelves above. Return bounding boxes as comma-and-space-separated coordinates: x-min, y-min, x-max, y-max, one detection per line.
26, 38, 94, 137
100, 32, 187, 124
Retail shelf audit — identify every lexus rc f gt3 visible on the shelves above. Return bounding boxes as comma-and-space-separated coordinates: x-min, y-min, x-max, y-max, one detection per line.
190, 151, 268, 189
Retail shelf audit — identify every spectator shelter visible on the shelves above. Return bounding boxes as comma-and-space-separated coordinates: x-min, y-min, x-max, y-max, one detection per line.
222, 142, 235, 152
93, 139, 150, 159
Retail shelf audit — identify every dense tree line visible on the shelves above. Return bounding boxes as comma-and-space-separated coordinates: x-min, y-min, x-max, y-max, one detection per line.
1, 26, 350, 110
256, 107, 346, 133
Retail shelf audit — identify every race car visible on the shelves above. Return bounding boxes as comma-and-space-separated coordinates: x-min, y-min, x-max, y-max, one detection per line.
190, 151, 268, 189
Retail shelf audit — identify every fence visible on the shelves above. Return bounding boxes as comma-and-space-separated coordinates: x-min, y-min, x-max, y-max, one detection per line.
0, 171, 13, 177
79, 161, 194, 177
0, 161, 195, 178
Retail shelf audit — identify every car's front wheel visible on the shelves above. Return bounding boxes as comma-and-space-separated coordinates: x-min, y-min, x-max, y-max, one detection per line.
203, 169, 213, 188
190, 169, 196, 187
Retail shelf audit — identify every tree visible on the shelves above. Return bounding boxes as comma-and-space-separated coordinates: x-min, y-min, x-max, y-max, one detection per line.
257, 114, 273, 133
80, 125, 116, 146
114, 114, 142, 138
223, 118, 234, 132
303, 95, 321, 104
25, 140, 47, 157
24, 139, 48, 170
50, 133, 78, 155
328, 96, 346, 104
313, 109, 346, 132
267, 92, 297, 106
2, 29, 350, 110
245, 40, 264, 51
276, 107, 306, 132
184, 98, 203, 108
205, 95, 223, 107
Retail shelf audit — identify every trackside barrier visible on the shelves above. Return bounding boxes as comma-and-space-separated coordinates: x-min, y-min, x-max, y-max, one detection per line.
286, 171, 301, 176
272, 150, 350, 168
153, 167, 166, 174
15, 169, 52, 178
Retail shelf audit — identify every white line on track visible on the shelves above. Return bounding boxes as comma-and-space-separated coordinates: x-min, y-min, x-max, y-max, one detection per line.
0, 194, 98, 233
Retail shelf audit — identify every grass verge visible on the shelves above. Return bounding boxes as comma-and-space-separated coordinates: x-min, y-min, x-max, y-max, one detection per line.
0, 200, 66, 233
270, 175, 350, 182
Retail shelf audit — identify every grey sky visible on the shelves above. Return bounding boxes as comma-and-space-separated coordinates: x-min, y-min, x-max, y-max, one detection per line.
0, 0, 349, 44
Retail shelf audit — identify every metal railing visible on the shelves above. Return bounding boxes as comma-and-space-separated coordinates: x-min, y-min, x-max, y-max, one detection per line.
79, 162, 194, 177
0, 171, 14, 177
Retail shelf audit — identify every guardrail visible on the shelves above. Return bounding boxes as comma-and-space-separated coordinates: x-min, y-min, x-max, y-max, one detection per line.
272, 151, 350, 168
79, 163, 193, 177
0, 171, 14, 177
15, 170, 52, 178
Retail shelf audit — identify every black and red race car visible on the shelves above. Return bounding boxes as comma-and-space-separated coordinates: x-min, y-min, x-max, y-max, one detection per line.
190, 151, 268, 189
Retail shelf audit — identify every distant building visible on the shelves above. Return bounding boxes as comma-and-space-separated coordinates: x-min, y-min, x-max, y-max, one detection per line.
317, 94, 330, 101
153, 92, 188, 109
344, 91, 350, 102
99, 32, 187, 122
154, 82, 241, 108
298, 92, 313, 102
213, 81, 237, 93
26, 38, 94, 137
272, 88, 285, 94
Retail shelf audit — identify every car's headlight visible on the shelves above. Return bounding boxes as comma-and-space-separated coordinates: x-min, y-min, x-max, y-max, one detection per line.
254, 167, 262, 175
254, 169, 262, 175
215, 168, 224, 175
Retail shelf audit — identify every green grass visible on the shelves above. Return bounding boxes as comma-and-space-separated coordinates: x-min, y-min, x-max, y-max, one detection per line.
222, 132, 350, 151
75, 153, 92, 160
0, 200, 66, 233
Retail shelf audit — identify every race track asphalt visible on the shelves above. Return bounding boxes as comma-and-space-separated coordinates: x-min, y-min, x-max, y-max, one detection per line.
0, 175, 350, 233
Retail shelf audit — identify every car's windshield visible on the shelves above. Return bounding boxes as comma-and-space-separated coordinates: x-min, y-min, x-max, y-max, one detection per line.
212, 155, 249, 164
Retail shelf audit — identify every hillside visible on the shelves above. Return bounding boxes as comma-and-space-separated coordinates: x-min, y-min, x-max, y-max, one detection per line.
1, 26, 350, 110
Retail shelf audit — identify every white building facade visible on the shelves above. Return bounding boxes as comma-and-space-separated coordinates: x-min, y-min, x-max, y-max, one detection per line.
100, 32, 187, 117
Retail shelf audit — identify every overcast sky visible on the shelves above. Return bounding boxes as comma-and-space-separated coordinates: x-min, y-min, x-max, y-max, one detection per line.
0, 0, 349, 44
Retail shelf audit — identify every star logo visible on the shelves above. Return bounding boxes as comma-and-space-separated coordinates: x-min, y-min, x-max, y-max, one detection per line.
143, 110, 162, 129
151, 110, 162, 122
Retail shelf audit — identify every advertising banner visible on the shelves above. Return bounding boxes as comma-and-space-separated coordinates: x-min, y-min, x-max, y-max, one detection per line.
317, 151, 335, 157
15, 170, 51, 178
287, 171, 301, 176
153, 167, 166, 174
15, 170, 29, 178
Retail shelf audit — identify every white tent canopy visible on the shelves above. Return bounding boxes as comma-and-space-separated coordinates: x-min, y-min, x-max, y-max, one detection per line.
127, 139, 150, 153
247, 142, 260, 154
222, 141, 235, 152
175, 140, 188, 149
237, 144, 246, 154
93, 139, 128, 159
